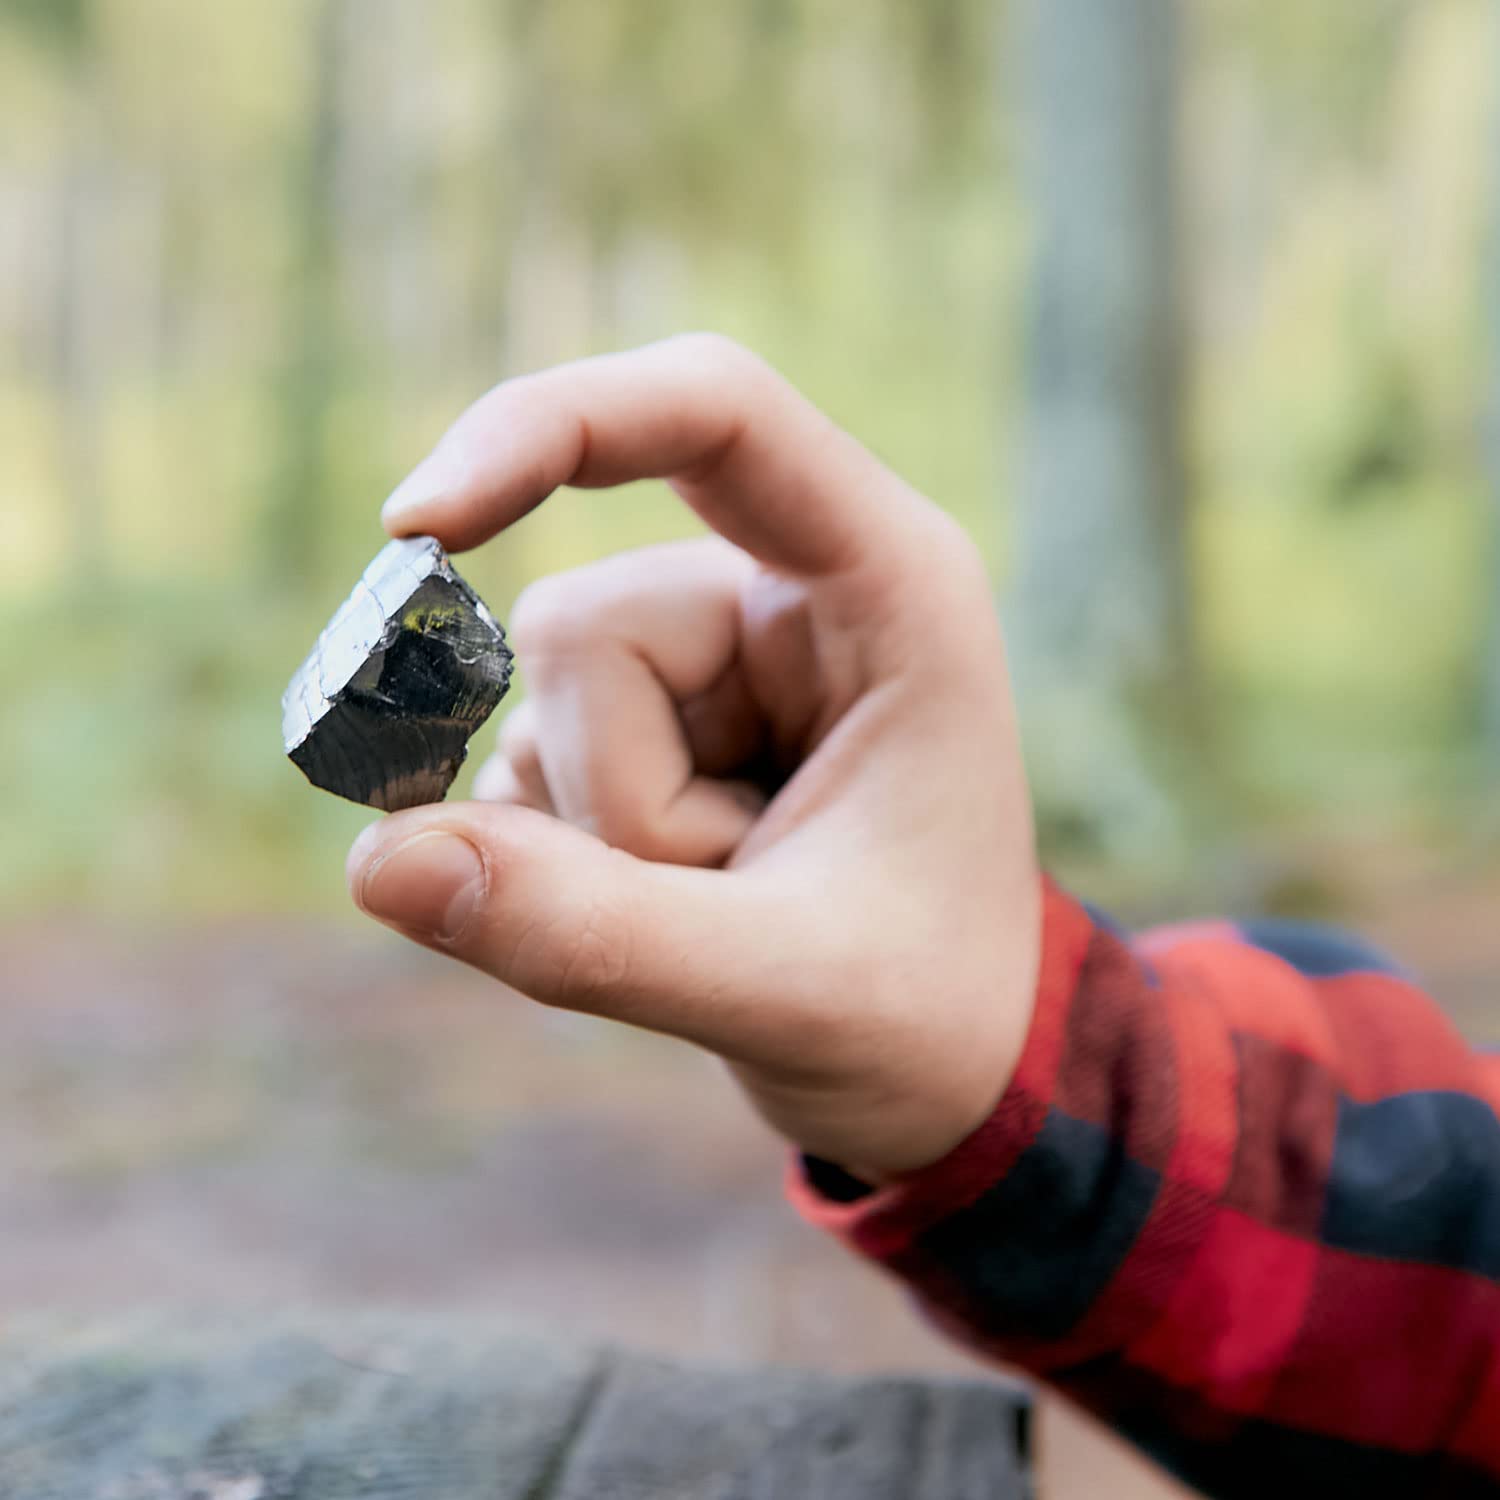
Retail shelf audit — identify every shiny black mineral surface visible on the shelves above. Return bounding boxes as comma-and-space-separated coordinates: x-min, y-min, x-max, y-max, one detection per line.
282, 536, 514, 811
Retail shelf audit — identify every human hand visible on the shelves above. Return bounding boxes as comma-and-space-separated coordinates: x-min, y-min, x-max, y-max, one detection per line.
347, 335, 1040, 1177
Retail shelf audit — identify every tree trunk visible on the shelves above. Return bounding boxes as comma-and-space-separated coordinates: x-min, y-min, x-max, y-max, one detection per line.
263, 0, 346, 587
52, 44, 109, 585
1008, 0, 1199, 862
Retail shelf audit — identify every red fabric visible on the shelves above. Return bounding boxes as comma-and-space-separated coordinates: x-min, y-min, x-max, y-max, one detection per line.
788, 880, 1500, 1498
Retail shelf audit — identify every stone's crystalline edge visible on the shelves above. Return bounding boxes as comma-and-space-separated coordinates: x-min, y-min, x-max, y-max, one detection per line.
282, 535, 514, 811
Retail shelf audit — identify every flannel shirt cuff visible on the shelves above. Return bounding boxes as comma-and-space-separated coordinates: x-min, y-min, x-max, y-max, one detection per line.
785, 877, 1094, 1265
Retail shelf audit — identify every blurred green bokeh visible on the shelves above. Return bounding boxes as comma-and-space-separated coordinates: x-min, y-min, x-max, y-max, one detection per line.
1, 0, 1494, 916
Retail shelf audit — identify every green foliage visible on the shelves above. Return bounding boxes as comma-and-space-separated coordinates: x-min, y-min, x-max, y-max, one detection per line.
0, 0, 91, 55
0, 582, 360, 916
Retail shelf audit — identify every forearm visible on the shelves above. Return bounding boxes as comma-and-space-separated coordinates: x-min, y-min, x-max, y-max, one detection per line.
790, 881, 1500, 1497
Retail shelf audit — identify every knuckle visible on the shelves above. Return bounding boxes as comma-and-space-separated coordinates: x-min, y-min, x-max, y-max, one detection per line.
877, 508, 996, 653
508, 575, 580, 654
924, 505, 984, 570
938, 515, 990, 590
668, 330, 765, 385
479, 368, 545, 423
512, 549, 678, 659
496, 705, 537, 756
908, 508, 990, 602
588, 803, 660, 861
471, 752, 513, 801
452, 376, 537, 462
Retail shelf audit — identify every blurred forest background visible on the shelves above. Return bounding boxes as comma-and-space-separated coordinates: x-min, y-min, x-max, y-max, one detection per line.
6, 8, 1500, 1495
1, 0, 1497, 918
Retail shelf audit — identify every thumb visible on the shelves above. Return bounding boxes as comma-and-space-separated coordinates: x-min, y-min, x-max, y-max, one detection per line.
346, 803, 783, 1051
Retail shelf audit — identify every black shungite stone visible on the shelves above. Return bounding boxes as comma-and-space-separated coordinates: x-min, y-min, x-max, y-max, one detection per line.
282, 536, 514, 811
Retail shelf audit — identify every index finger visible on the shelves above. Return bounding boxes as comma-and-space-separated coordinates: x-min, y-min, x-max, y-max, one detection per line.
380, 333, 926, 578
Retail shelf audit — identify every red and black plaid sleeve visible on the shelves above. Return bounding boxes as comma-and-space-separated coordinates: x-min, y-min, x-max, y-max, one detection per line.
789, 879, 1500, 1498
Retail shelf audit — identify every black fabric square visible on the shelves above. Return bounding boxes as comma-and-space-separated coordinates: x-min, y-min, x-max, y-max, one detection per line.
916, 1108, 1161, 1341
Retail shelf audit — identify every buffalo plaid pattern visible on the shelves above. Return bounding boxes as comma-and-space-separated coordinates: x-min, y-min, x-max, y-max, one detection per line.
789, 880, 1500, 1498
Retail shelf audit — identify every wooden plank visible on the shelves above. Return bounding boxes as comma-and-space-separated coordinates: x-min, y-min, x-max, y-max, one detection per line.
548, 1351, 1029, 1500
0, 1318, 1031, 1500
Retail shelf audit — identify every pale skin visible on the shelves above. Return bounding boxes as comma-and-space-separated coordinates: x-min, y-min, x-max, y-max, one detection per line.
347, 333, 1041, 1180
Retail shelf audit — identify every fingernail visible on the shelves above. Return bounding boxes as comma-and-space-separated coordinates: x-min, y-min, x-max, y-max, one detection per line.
381, 447, 466, 529
352, 829, 486, 941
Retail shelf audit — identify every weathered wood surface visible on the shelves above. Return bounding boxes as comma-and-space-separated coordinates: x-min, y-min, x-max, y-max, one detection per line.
0, 1318, 1031, 1500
